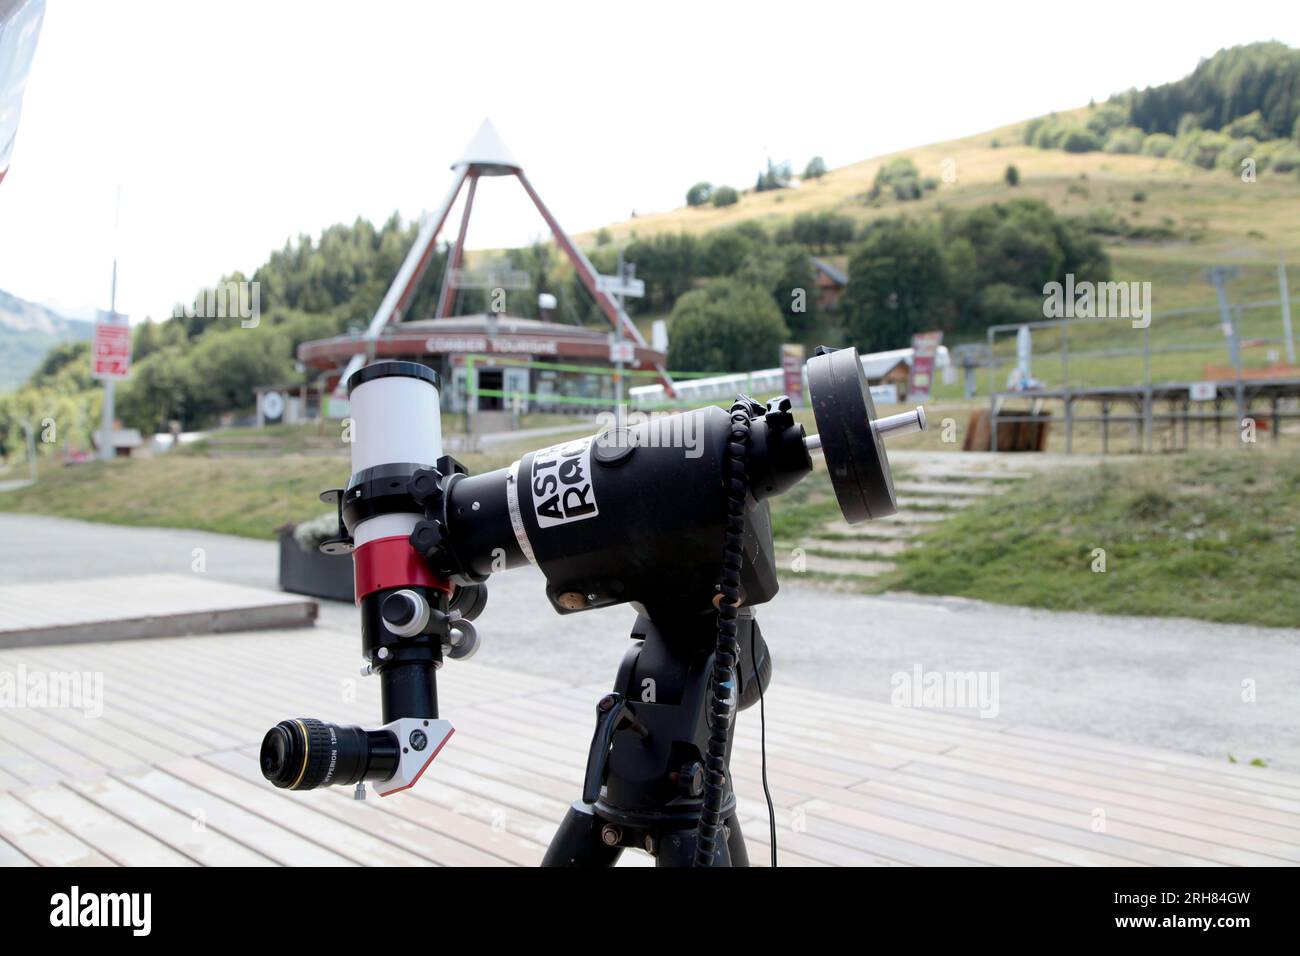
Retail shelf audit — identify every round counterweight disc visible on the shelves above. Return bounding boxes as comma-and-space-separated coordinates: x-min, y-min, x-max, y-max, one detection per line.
806, 346, 897, 523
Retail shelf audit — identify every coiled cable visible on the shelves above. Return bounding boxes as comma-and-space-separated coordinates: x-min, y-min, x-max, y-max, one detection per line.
694, 397, 755, 866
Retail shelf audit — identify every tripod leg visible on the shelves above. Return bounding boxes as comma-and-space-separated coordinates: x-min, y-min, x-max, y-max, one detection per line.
541, 802, 623, 867
650, 825, 736, 867
725, 814, 750, 866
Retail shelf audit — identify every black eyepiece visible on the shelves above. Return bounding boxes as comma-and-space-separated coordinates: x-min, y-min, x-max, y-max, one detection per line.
260, 718, 399, 790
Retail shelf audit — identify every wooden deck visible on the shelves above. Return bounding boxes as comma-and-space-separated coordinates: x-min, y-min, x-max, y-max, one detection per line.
0, 575, 317, 648
2, 625, 1300, 866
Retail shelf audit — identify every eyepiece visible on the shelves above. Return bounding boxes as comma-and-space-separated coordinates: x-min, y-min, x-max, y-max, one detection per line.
260, 718, 399, 790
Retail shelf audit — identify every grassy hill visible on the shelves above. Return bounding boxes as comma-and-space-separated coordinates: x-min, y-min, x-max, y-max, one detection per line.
576, 107, 1300, 398
582, 109, 1300, 314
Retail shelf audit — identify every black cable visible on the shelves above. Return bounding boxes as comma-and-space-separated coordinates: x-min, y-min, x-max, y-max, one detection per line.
695, 397, 753, 867
751, 625, 777, 867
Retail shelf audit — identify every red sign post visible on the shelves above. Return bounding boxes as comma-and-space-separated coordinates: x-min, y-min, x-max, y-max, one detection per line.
781, 343, 805, 404
908, 331, 943, 402
93, 310, 132, 380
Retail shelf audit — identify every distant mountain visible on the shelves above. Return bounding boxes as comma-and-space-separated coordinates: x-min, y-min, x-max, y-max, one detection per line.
0, 289, 94, 391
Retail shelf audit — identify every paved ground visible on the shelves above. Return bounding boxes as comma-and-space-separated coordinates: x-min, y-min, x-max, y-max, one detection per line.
2, 513, 1298, 771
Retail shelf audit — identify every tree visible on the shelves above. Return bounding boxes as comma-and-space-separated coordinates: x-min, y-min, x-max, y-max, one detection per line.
779, 212, 855, 252
700, 227, 757, 276
803, 156, 827, 179
737, 244, 819, 340
868, 158, 923, 202
711, 185, 739, 207
1004, 165, 1020, 186
841, 220, 949, 352
1059, 126, 1102, 152
1124, 42, 1300, 140
666, 280, 789, 373
755, 160, 792, 192
685, 182, 713, 207
1103, 126, 1146, 154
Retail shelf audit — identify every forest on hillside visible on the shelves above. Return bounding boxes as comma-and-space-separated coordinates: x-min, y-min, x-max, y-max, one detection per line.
1026, 42, 1300, 176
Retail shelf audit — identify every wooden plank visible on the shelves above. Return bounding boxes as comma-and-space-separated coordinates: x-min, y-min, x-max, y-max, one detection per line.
945, 741, 1300, 820
0, 792, 115, 866
0, 711, 116, 780
942, 745, 1300, 834
161, 757, 431, 867
6, 617, 1300, 868
798, 797, 1066, 867
68, 776, 275, 867
893, 762, 1296, 866
205, 749, 519, 867
0, 833, 34, 866
113, 765, 353, 866
857, 776, 1220, 867
1004, 723, 1300, 792
16, 784, 195, 866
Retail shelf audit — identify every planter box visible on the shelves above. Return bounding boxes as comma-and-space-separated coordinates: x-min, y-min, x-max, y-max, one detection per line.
278, 529, 355, 603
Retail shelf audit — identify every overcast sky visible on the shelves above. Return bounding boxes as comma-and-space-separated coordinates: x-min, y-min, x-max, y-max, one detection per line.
1, 0, 1297, 322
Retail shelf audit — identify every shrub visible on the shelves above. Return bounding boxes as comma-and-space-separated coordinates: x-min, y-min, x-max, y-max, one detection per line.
1225, 111, 1270, 140
685, 181, 713, 207
1060, 126, 1103, 153
869, 157, 923, 202
1086, 102, 1130, 138
711, 185, 739, 207
803, 156, 827, 179
665, 280, 789, 372
1216, 138, 1260, 174
1104, 126, 1146, 154
1170, 129, 1232, 169
1141, 133, 1175, 157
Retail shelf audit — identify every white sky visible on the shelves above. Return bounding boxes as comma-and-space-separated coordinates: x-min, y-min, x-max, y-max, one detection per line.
1, 0, 1297, 322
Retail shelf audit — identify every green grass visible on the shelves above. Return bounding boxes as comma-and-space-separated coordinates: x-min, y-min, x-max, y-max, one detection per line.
0, 434, 550, 540
882, 446, 1300, 628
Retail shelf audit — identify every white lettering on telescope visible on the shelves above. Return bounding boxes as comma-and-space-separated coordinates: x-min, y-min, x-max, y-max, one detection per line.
529, 437, 600, 529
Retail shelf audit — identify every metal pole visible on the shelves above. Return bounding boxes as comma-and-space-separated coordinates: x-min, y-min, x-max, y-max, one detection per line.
100, 186, 120, 463
1061, 324, 1069, 390
24, 422, 36, 482
1232, 305, 1246, 439
1142, 322, 1150, 387
1280, 258, 1296, 366
613, 249, 624, 406
987, 326, 996, 451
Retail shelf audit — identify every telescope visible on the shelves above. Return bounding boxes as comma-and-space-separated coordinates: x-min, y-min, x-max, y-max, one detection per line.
260, 346, 924, 865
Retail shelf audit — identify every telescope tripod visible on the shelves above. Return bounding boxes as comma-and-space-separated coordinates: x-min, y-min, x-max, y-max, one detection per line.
542, 607, 769, 867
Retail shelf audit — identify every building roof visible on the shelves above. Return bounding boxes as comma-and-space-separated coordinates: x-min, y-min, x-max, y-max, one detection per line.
809, 257, 848, 286
399, 313, 605, 338
453, 119, 521, 175
297, 313, 666, 372
859, 353, 910, 379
